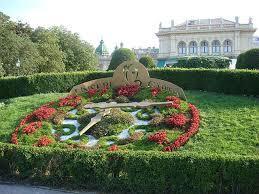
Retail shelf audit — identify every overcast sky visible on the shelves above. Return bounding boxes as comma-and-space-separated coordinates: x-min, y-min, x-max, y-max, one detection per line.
1, 0, 258, 52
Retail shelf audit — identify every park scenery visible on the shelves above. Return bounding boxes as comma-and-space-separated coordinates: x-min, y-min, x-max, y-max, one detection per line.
0, 4, 259, 194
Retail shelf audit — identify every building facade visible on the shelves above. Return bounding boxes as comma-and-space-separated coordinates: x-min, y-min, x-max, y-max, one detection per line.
132, 47, 159, 60
156, 17, 257, 67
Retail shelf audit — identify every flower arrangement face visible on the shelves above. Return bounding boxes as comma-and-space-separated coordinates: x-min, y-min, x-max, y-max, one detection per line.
11, 84, 200, 151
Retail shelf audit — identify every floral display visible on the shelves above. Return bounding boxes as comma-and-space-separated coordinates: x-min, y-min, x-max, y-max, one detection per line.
11, 84, 200, 151
37, 136, 53, 147
58, 95, 81, 107
116, 84, 140, 97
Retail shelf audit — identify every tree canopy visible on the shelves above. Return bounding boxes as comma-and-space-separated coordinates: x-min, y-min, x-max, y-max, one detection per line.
108, 48, 136, 70
139, 56, 156, 68
0, 12, 97, 76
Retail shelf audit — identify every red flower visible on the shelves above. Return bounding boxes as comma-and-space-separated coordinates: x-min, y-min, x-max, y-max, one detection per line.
151, 87, 160, 97
108, 144, 119, 151
32, 106, 56, 120
22, 121, 42, 135
37, 136, 52, 147
165, 114, 188, 127
116, 84, 140, 97
87, 88, 98, 98
166, 96, 181, 109
148, 131, 168, 145
58, 95, 81, 107
100, 86, 109, 96
11, 133, 18, 144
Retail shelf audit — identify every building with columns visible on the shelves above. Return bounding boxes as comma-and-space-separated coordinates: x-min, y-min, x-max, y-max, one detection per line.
156, 17, 257, 67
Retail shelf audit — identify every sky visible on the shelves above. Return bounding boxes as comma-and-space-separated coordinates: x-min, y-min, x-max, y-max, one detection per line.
0, 0, 259, 53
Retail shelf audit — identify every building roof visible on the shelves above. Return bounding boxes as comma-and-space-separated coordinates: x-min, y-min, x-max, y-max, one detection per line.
95, 40, 109, 56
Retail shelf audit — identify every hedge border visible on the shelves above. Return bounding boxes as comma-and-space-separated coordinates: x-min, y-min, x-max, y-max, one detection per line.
0, 143, 258, 193
1, 68, 259, 99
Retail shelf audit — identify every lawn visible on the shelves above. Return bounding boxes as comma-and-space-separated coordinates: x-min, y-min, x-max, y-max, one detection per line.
0, 91, 258, 156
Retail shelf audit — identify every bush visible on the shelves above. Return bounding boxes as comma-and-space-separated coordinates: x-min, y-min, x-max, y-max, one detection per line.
139, 56, 156, 68
0, 62, 5, 77
108, 48, 136, 70
174, 56, 231, 69
236, 49, 259, 69
0, 143, 258, 193
0, 68, 259, 99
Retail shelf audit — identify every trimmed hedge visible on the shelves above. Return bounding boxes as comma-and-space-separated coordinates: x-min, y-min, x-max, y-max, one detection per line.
0, 143, 258, 193
1, 68, 259, 99
236, 49, 259, 70
174, 56, 231, 69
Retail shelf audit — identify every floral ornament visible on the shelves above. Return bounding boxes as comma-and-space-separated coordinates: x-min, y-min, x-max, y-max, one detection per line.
87, 88, 98, 98
22, 121, 42, 135
151, 87, 160, 97
58, 95, 81, 107
108, 144, 119, 151
100, 86, 109, 96
148, 131, 169, 145
166, 96, 181, 109
32, 106, 56, 120
116, 84, 140, 97
165, 114, 188, 127
37, 136, 52, 147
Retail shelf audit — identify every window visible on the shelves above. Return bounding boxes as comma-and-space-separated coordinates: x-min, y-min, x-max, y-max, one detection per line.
178, 41, 186, 54
212, 40, 221, 53
200, 41, 209, 53
223, 40, 232, 53
189, 41, 197, 54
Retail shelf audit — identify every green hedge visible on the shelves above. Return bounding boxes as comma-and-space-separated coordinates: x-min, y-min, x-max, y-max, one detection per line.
0, 68, 259, 99
0, 143, 258, 193
174, 56, 231, 69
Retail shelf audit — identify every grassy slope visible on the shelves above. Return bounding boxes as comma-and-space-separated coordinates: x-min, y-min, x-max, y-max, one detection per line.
0, 91, 258, 156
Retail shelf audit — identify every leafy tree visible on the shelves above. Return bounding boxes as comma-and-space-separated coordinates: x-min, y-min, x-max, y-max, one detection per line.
51, 26, 98, 71
0, 60, 5, 77
31, 27, 65, 73
108, 48, 136, 70
139, 56, 156, 68
236, 49, 259, 69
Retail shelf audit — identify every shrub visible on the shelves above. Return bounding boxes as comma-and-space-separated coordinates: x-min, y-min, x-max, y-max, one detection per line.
1, 68, 259, 99
139, 56, 156, 68
0, 143, 258, 193
236, 49, 259, 69
0, 62, 5, 77
108, 48, 136, 70
174, 56, 231, 69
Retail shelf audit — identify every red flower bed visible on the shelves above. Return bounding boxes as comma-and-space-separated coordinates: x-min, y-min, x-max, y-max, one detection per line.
100, 86, 109, 96
151, 87, 160, 97
116, 84, 140, 97
58, 95, 81, 107
87, 88, 98, 97
108, 144, 119, 151
164, 103, 200, 152
148, 131, 168, 145
166, 96, 181, 109
37, 136, 52, 147
32, 106, 56, 120
22, 121, 42, 135
165, 114, 188, 127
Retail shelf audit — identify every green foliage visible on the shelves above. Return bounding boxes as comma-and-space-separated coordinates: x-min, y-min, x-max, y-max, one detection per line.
0, 61, 5, 77
139, 56, 156, 68
31, 27, 65, 73
50, 26, 98, 71
174, 56, 231, 68
108, 48, 136, 70
236, 49, 259, 69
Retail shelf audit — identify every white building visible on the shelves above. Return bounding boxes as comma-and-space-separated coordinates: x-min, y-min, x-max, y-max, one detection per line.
132, 47, 159, 60
156, 17, 257, 67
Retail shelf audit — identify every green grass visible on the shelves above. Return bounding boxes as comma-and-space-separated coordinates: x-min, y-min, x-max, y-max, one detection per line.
0, 91, 258, 156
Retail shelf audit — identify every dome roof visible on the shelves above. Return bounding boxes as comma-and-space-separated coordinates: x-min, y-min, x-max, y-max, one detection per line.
95, 40, 109, 56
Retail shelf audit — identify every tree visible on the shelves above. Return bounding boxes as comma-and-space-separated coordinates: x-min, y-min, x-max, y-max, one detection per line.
236, 49, 259, 70
139, 56, 156, 68
108, 48, 136, 70
51, 26, 98, 71
31, 27, 65, 73
0, 60, 5, 77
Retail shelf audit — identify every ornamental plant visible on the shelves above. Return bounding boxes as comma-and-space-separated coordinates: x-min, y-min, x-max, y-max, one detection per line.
37, 136, 53, 147
22, 121, 42, 134
32, 106, 56, 120
165, 114, 188, 127
108, 144, 119, 151
116, 84, 140, 97
58, 95, 81, 107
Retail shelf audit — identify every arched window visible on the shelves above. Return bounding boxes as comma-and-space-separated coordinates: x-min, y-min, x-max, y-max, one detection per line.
212, 40, 221, 53
223, 40, 232, 53
178, 41, 186, 55
189, 41, 197, 54
200, 41, 209, 53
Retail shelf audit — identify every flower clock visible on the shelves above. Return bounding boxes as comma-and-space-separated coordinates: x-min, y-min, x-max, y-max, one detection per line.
11, 84, 200, 152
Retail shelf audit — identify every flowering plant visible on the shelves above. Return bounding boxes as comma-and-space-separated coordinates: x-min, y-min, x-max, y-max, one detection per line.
166, 96, 181, 109
165, 114, 188, 127
32, 106, 56, 120
108, 144, 119, 151
148, 131, 168, 145
23, 121, 42, 135
58, 95, 81, 107
37, 136, 52, 147
151, 87, 160, 97
116, 84, 140, 97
